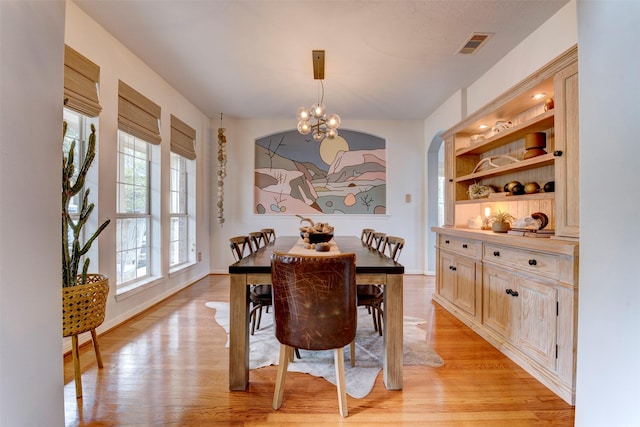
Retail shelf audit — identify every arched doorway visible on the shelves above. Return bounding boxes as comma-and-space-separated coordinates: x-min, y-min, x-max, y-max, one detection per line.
426, 131, 444, 273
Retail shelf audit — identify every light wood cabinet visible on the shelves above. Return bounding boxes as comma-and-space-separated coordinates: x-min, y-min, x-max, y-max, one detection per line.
432, 45, 580, 406
553, 61, 580, 239
483, 261, 558, 371
440, 46, 578, 233
438, 250, 477, 317
443, 137, 455, 227
433, 228, 578, 405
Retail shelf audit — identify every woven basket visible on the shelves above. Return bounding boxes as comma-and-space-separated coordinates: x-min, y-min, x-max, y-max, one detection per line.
62, 274, 109, 338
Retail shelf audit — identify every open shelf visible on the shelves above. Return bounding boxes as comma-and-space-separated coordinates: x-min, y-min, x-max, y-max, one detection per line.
456, 192, 554, 205
456, 153, 555, 182
456, 110, 554, 156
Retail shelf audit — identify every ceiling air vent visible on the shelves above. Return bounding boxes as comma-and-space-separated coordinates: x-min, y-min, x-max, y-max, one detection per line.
457, 32, 493, 55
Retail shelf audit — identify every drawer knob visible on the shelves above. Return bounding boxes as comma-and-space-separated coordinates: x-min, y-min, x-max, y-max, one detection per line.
528, 259, 538, 266
506, 289, 519, 297
505, 289, 512, 295
462, 244, 468, 249
553, 150, 563, 157
493, 251, 500, 257
451, 266, 457, 271
445, 240, 450, 244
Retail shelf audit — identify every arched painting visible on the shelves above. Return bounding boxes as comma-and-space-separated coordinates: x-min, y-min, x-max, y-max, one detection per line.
254, 129, 386, 215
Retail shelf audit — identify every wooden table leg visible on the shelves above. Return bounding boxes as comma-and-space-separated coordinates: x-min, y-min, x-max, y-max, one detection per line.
383, 273, 403, 390
229, 273, 250, 390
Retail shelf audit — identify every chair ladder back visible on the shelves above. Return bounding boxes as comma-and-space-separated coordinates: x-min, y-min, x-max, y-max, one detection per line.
249, 231, 268, 252
229, 235, 253, 262
261, 228, 276, 243
361, 228, 375, 246
371, 232, 386, 252
383, 236, 405, 262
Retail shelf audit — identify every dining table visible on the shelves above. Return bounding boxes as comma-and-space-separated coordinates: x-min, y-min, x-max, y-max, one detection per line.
227, 235, 405, 391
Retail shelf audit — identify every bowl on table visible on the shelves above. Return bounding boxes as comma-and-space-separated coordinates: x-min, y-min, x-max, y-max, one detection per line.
300, 232, 334, 244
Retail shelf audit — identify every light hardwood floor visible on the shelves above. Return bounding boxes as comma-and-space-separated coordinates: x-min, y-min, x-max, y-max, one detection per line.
64, 274, 575, 426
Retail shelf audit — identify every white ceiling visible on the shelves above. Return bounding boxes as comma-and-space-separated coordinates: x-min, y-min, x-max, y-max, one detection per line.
73, 0, 569, 121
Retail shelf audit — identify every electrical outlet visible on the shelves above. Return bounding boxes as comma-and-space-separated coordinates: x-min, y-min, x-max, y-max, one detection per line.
405, 194, 411, 203
197, 251, 202, 262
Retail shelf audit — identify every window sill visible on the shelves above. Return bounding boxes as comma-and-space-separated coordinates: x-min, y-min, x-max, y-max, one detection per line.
115, 275, 165, 301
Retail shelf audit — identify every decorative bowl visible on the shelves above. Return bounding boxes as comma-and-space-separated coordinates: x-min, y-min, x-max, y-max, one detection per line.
300, 232, 334, 244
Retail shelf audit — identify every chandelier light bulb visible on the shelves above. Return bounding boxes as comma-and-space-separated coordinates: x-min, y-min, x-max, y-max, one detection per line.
297, 107, 310, 121
311, 103, 326, 119
312, 129, 324, 141
297, 121, 312, 135
326, 128, 338, 139
325, 114, 341, 129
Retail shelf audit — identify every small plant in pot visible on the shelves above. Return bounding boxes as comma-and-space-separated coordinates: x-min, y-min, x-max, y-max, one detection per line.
62, 121, 110, 398
488, 210, 515, 233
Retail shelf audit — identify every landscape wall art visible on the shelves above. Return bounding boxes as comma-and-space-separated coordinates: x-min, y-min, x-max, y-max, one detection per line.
254, 129, 386, 215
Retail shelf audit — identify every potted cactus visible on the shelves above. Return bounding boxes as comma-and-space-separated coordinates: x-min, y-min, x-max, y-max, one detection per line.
61, 121, 110, 398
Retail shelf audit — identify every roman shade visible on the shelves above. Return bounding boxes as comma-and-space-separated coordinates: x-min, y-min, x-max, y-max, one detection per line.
63, 45, 102, 117
118, 80, 161, 145
170, 115, 196, 160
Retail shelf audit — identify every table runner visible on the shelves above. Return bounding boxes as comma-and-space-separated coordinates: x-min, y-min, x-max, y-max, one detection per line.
287, 238, 341, 256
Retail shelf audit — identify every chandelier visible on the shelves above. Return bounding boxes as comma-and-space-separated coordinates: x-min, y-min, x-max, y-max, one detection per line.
296, 50, 341, 142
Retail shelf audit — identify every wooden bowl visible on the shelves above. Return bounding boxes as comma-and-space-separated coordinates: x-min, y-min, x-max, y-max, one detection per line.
300, 232, 334, 244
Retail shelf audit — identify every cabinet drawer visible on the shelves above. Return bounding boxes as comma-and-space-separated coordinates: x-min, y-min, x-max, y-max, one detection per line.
439, 235, 479, 257
483, 244, 558, 280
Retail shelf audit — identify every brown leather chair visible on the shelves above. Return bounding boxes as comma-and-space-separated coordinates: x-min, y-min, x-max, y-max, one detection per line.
270, 251, 357, 418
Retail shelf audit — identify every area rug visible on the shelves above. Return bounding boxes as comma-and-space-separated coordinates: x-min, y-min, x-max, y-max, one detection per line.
205, 301, 444, 398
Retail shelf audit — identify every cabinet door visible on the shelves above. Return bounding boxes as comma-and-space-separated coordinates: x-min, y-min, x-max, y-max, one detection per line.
453, 255, 476, 317
554, 62, 580, 238
438, 250, 456, 303
515, 276, 558, 371
482, 264, 515, 340
443, 137, 455, 227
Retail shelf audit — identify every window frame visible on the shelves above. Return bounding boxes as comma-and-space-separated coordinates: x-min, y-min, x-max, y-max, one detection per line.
116, 129, 153, 291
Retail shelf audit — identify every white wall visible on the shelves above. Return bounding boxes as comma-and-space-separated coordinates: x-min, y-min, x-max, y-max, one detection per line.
210, 118, 425, 274
467, 0, 578, 114
64, 2, 212, 346
0, 1, 66, 425
575, 1, 640, 425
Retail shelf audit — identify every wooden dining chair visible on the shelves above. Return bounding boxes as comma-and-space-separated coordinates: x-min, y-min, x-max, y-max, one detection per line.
229, 235, 253, 262
358, 236, 405, 336
357, 231, 386, 334
382, 235, 405, 262
230, 235, 271, 334
270, 252, 357, 418
370, 231, 386, 252
360, 228, 374, 246
249, 231, 268, 252
261, 228, 276, 243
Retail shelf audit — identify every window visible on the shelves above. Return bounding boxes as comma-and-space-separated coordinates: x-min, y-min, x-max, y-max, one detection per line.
116, 131, 151, 287
169, 114, 197, 271
116, 81, 161, 293
169, 153, 189, 268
